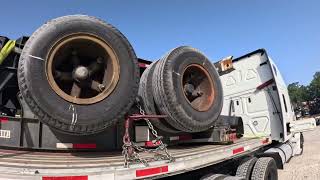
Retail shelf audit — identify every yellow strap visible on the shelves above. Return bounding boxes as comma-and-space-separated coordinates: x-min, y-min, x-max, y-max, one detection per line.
0, 40, 16, 65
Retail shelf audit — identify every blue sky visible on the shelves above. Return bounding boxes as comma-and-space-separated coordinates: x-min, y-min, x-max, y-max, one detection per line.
1, 0, 319, 85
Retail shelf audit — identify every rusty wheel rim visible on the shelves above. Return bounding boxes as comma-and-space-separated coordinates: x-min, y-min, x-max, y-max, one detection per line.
182, 64, 215, 111
46, 34, 120, 105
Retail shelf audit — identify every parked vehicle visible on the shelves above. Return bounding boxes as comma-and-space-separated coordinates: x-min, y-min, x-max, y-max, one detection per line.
0, 15, 315, 180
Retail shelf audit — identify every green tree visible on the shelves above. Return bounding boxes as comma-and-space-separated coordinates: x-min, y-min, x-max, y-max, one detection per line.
288, 82, 304, 104
300, 85, 312, 102
309, 72, 320, 99
288, 72, 320, 115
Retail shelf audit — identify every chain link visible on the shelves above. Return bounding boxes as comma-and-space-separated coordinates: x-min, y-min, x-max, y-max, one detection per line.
122, 104, 175, 168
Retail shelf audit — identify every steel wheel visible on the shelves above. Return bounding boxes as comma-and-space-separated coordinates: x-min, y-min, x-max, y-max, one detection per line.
46, 34, 120, 104
182, 64, 215, 111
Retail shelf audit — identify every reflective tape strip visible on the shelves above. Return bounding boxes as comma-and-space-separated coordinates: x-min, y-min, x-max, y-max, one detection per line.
134, 142, 145, 146
56, 143, 96, 149
244, 145, 251, 151
42, 174, 114, 180
135, 141, 160, 147
73, 144, 96, 149
168, 162, 185, 172
170, 135, 192, 141
56, 143, 73, 149
232, 147, 244, 154
88, 174, 114, 180
136, 165, 168, 178
42, 176, 87, 180
0, 117, 8, 123
178, 135, 192, 141
145, 141, 160, 147
169, 136, 179, 141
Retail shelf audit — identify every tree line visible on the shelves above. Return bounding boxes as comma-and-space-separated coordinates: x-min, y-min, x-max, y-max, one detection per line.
288, 72, 320, 115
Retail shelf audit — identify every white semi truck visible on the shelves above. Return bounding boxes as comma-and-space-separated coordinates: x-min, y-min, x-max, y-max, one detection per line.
0, 47, 315, 180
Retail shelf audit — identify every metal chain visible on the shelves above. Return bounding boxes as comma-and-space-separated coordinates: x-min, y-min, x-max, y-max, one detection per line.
137, 104, 175, 162
122, 104, 175, 168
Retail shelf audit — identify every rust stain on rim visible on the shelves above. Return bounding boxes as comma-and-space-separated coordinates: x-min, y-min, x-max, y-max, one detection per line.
181, 63, 215, 112
46, 33, 120, 104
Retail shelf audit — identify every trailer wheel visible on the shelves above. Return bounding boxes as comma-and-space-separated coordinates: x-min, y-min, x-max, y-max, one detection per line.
251, 157, 278, 180
18, 15, 139, 135
152, 46, 223, 132
201, 174, 244, 180
236, 157, 257, 179
138, 61, 180, 133
200, 173, 227, 180
299, 133, 304, 155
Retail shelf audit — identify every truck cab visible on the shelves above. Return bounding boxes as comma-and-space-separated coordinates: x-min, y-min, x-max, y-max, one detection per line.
219, 49, 314, 143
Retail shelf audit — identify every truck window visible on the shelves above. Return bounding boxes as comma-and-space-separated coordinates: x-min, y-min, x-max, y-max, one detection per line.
282, 94, 288, 112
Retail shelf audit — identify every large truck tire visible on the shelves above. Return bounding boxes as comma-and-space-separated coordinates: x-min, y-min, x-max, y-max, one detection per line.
236, 157, 257, 179
299, 133, 304, 155
200, 174, 228, 180
152, 46, 223, 132
138, 61, 180, 133
251, 157, 278, 180
18, 15, 139, 135
201, 174, 244, 180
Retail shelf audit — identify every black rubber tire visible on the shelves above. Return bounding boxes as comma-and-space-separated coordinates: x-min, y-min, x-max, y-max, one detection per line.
152, 46, 223, 132
299, 133, 304, 155
200, 174, 228, 180
236, 157, 258, 180
138, 61, 180, 133
251, 157, 278, 180
18, 15, 139, 135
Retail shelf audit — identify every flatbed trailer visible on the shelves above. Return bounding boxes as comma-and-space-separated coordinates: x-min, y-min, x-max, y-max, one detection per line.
0, 137, 270, 180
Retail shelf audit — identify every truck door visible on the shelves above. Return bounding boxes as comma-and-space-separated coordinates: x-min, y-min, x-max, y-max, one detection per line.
268, 59, 295, 141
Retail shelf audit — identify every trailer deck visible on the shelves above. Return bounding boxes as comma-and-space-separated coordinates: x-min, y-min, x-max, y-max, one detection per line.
0, 137, 270, 180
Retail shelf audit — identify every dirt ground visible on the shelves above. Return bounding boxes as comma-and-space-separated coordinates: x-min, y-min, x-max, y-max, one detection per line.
278, 126, 320, 180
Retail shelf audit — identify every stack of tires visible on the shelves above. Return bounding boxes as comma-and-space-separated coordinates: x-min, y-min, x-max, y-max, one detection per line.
139, 47, 223, 133
17, 15, 223, 135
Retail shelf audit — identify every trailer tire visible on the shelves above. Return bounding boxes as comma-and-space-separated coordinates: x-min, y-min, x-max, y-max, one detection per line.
138, 61, 180, 133
152, 46, 223, 132
18, 15, 139, 135
200, 174, 227, 180
251, 157, 278, 180
299, 133, 304, 155
201, 174, 244, 180
236, 157, 257, 179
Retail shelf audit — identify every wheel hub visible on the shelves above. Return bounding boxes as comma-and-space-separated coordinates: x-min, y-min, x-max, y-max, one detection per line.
182, 64, 215, 112
74, 66, 89, 81
46, 34, 120, 105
